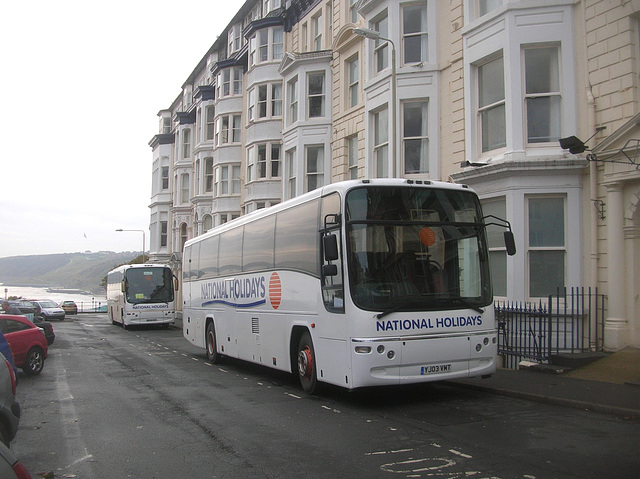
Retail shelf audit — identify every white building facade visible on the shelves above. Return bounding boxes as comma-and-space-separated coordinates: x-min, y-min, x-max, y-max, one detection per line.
147, 0, 640, 350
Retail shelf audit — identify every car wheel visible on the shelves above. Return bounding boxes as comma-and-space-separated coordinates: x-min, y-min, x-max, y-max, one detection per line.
23, 347, 45, 376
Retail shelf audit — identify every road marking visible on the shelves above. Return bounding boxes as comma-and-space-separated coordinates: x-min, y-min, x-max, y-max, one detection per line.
449, 449, 473, 459
365, 449, 414, 456
321, 405, 342, 414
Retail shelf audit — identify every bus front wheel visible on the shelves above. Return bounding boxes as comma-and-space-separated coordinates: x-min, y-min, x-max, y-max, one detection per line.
297, 331, 317, 394
206, 322, 221, 364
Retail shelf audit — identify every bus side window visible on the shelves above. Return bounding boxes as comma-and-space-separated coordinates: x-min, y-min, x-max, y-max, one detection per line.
321, 230, 344, 313
321, 192, 344, 313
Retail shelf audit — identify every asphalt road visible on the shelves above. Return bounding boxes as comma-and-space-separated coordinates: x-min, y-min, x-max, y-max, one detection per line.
10, 315, 640, 479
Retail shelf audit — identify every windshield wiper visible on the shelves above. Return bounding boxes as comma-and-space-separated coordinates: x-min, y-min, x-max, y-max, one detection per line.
376, 303, 411, 319
445, 297, 485, 314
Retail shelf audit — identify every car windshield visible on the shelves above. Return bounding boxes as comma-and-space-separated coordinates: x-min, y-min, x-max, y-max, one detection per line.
38, 301, 59, 308
345, 186, 492, 313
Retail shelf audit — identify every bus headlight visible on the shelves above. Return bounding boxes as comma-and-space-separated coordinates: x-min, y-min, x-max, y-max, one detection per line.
355, 346, 371, 354
476, 343, 482, 352
387, 350, 395, 360
377, 345, 385, 354
483, 337, 489, 345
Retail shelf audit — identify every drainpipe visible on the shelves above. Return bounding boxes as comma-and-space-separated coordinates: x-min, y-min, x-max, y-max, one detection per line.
586, 86, 597, 290
581, 0, 599, 349
586, 86, 599, 350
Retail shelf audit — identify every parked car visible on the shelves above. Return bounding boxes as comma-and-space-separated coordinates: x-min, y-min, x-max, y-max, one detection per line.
0, 315, 48, 376
6, 301, 36, 316
0, 333, 17, 376
0, 440, 31, 478
5, 302, 54, 346
29, 300, 65, 321
0, 351, 19, 447
59, 301, 78, 315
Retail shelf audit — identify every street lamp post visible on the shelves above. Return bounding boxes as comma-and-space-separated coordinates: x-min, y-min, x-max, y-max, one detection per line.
353, 27, 397, 178
116, 229, 146, 263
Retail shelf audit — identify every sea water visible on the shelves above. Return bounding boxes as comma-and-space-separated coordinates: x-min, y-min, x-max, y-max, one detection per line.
1, 284, 106, 312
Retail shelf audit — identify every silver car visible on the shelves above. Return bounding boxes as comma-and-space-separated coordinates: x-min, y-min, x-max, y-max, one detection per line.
29, 300, 65, 321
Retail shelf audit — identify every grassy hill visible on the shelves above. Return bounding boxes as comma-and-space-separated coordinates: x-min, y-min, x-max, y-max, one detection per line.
0, 251, 139, 294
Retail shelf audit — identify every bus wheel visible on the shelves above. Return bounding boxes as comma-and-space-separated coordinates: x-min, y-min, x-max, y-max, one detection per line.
206, 322, 220, 364
297, 331, 317, 394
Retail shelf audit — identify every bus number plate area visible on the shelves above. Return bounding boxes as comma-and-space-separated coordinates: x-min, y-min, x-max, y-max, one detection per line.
420, 364, 452, 375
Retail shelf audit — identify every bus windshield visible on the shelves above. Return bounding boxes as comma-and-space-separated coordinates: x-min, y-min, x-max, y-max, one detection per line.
124, 267, 174, 305
345, 186, 491, 313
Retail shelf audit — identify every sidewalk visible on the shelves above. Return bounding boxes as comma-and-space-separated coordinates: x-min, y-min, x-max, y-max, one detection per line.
450, 347, 640, 417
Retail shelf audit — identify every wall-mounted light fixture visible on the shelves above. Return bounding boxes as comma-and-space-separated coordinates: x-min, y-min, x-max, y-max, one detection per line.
558, 127, 606, 155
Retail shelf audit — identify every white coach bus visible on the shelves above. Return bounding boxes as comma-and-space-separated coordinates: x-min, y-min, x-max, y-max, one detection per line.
107, 264, 177, 328
182, 179, 515, 393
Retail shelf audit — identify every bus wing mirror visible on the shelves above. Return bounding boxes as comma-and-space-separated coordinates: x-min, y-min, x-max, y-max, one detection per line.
323, 235, 339, 262
504, 231, 516, 256
322, 264, 338, 277
173, 275, 179, 291
483, 215, 517, 256
121, 280, 126, 293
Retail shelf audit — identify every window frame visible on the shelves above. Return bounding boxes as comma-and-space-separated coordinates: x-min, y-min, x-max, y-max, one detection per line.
204, 157, 214, 193
526, 195, 566, 298
182, 129, 191, 159
373, 107, 389, 178
402, 100, 430, 175
347, 135, 358, 179
307, 71, 326, 118
523, 45, 562, 145
402, 3, 428, 65
305, 145, 324, 192
205, 105, 215, 141
288, 77, 298, 125
373, 13, 389, 74
476, 54, 506, 155
347, 55, 359, 108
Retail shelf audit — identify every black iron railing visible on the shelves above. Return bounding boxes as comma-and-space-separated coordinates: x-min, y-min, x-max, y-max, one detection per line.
496, 287, 606, 369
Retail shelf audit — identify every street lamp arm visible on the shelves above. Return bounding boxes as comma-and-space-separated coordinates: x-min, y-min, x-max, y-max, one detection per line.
352, 27, 397, 178
116, 229, 146, 263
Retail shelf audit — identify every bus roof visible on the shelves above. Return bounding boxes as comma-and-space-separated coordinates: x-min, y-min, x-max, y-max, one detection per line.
183, 179, 475, 251
107, 263, 172, 275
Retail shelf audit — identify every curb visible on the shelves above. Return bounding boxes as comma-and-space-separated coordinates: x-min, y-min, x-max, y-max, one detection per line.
445, 380, 640, 419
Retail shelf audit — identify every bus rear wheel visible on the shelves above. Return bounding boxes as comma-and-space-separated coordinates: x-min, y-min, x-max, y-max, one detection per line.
206, 322, 221, 364
297, 331, 317, 394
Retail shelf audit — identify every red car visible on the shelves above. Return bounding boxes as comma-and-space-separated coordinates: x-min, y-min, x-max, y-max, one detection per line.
0, 315, 48, 376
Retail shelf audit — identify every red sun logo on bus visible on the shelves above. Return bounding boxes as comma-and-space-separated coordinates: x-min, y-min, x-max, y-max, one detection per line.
269, 272, 282, 310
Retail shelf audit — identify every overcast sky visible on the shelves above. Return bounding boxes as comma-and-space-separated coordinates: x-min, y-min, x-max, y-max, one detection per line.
0, 0, 243, 258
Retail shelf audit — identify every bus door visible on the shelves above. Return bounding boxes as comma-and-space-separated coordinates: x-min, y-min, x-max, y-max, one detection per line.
317, 195, 350, 385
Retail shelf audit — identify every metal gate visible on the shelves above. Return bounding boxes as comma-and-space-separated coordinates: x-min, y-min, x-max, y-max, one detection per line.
496, 287, 606, 369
